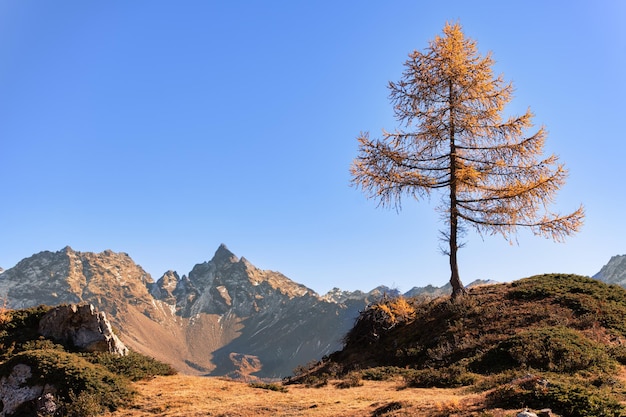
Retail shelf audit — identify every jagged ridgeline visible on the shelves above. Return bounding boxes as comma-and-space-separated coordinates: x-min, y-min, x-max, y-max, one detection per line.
0, 245, 349, 378
0, 244, 453, 379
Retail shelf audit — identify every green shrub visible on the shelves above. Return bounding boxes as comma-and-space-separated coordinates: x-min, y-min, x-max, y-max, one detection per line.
0, 305, 52, 331
335, 372, 363, 388
487, 375, 625, 417
509, 275, 626, 336
607, 344, 626, 365
22, 337, 65, 352
404, 365, 476, 388
361, 366, 409, 381
0, 305, 54, 360
64, 390, 105, 417
513, 327, 614, 373
88, 351, 177, 381
475, 326, 615, 374
249, 382, 288, 393
0, 349, 135, 412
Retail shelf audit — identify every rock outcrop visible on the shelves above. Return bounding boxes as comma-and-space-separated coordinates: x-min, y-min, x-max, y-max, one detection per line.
38, 304, 128, 355
0, 364, 58, 417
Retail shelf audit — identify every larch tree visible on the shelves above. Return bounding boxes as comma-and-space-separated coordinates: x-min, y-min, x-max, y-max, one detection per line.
351, 22, 584, 298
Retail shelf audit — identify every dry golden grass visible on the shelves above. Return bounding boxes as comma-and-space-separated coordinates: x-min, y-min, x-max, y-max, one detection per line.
102, 374, 518, 417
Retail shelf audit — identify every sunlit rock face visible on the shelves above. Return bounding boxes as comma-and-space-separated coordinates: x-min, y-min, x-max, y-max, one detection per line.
594, 254, 626, 286
38, 303, 129, 355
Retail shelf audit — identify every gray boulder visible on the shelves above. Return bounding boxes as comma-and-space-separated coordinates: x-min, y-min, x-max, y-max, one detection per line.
0, 364, 58, 417
38, 304, 128, 355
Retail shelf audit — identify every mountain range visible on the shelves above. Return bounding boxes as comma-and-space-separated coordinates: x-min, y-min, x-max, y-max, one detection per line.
0, 244, 622, 379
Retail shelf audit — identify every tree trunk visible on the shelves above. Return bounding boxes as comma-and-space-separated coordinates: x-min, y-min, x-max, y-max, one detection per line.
449, 225, 466, 298
448, 81, 466, 299
448, 188, 466, 298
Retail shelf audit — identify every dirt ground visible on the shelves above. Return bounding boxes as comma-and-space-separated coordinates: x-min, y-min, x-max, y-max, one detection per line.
102, 374, 521, 417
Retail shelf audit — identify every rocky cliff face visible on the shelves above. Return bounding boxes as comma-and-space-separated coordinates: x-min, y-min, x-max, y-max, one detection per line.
38, 304, 129, 356
594, 254, 626, 286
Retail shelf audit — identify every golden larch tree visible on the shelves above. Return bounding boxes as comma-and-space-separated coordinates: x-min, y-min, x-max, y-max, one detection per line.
351, 22, 584, 297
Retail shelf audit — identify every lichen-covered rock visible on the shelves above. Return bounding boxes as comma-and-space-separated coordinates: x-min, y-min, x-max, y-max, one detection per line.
0, 364, 59, 417
38, 304, 128, 355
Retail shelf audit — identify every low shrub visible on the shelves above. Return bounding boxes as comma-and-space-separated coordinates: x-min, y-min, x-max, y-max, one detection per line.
0, 305, 53, 360
0, 349, 135, 413
372, 401, 405, 417
487, 375, 625, 417
507, 327, 614, 373
344, 296, 416, 346
607, 344, 626, 365
509, 275, 626, 336
249, 382, 288, 393
361, 366, 409, 381
335, 372, 363, 388
64, 390, 105, 417
301, 374, 329, 388
404, 365, 476, 388
474, 326, 616, 374
88, 350, 177, 381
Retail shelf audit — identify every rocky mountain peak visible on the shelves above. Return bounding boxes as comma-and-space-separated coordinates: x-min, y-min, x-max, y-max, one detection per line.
151, 270, 180, 305
0, 247, 162, 322
213, 243, 239, 266
594, 254, 626, 286
176, 246, 317, 318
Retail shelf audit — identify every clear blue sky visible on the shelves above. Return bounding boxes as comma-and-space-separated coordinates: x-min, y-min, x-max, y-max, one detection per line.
1, 1, 624, 294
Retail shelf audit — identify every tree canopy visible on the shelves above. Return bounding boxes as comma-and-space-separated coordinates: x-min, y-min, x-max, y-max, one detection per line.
351, 22, 584, 297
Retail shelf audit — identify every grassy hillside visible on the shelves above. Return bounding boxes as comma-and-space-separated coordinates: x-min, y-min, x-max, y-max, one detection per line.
290, 274, 626, 417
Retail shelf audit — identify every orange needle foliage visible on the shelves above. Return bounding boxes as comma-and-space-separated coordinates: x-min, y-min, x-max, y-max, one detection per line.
351, 22, 584, 297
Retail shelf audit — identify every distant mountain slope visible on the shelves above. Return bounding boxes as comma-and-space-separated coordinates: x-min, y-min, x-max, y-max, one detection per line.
594, 254, 626, 286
